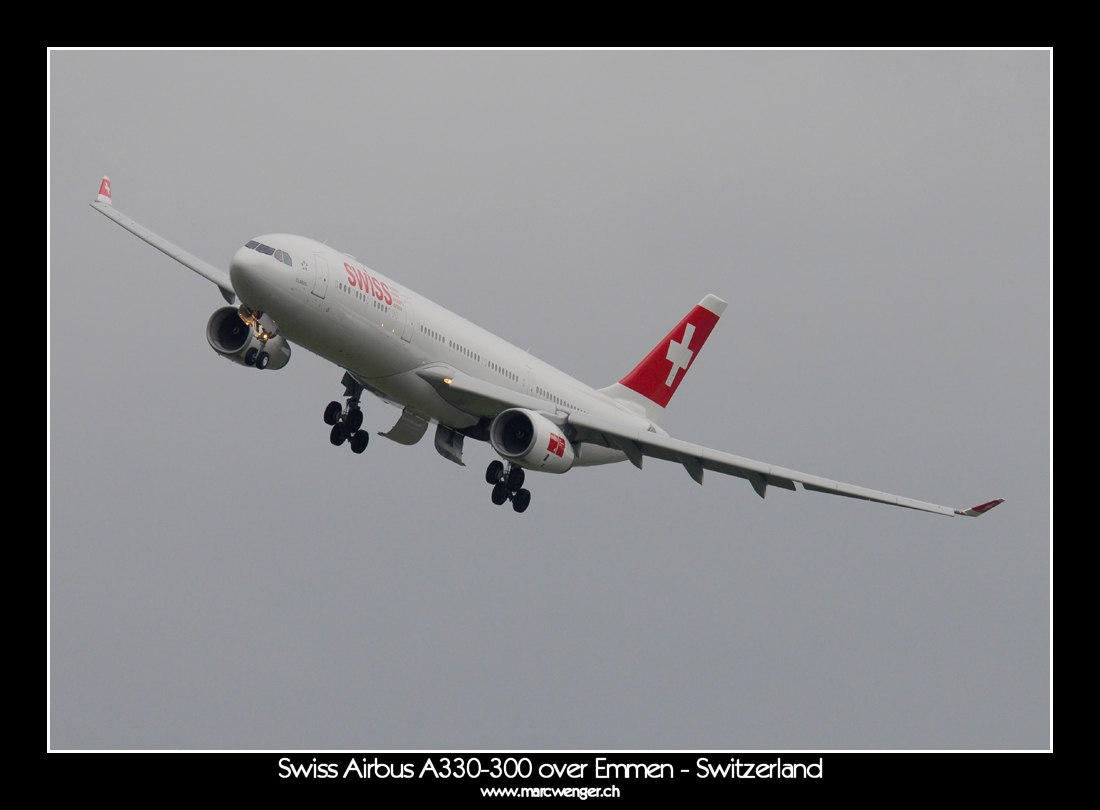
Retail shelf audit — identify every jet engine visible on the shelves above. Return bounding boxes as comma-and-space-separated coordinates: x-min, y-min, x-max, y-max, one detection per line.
206, 306, 291, 370
489, 408, 575, 473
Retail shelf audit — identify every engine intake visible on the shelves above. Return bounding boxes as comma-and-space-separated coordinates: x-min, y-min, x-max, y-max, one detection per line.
490, 408, 575, 474
206, 307, 291, 370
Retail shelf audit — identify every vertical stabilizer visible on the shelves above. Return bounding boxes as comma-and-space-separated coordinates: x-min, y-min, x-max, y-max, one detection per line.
599, 294, 726, 423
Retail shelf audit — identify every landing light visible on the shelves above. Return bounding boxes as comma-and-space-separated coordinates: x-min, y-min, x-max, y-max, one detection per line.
444, 378, 452, 385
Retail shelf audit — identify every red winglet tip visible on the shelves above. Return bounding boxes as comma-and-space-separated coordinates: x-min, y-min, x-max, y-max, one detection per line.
961, 498, 1004, 516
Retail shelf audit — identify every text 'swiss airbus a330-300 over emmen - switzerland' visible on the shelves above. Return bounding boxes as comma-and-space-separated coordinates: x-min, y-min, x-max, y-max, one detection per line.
91, 178, 1002, 517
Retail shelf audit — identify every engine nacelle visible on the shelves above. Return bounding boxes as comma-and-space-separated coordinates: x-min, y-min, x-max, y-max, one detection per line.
206, 307, 291, 370
490, 408, 575, 474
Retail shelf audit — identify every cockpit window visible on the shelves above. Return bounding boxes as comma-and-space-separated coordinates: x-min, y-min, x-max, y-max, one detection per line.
245, 241, 292, 265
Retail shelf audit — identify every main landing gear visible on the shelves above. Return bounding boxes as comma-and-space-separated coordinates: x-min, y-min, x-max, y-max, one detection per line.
486, 460, 531, 513
324, 381, 369, 454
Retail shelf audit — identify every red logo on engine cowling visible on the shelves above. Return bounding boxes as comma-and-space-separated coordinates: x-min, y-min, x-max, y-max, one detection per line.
547, 433, 565, 457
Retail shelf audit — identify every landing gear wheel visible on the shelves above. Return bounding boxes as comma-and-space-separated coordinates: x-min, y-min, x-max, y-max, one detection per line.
324, 401, 342, 425
345, 408, 364, 434
486, 460, 504, 485
244, 347, 258, 366
491, 483, 509, 505
329, 424, 347, 446
507, 467, 525, 493
350, 430, 369, 454
512, 489, 531, 513
256, 351, 270, 370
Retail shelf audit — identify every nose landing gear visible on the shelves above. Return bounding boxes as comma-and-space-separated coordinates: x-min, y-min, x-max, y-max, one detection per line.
486, 460, 531, 513
239, 308, 276, 370
324, 377, 369, 454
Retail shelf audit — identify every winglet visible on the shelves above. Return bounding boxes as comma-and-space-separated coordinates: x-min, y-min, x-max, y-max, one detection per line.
955, 498, 1004, 517
96, 176, 112, 205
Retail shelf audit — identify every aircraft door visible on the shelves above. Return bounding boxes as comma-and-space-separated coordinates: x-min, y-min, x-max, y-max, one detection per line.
400, 301, 415, 343
312, 254, 329, 299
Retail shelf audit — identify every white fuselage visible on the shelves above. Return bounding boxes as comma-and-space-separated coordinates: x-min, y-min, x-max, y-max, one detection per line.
230, 234, 650, 465
91, 178, 999, 519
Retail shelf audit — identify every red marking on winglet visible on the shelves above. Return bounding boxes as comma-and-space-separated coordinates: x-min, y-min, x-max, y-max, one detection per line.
619, 304, 721, 408
956, 498, 1004, 516
98, 177, 111, 200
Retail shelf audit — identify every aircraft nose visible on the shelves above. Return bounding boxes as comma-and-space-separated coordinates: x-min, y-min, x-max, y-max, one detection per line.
230, 246, 260, 297
230, 243, 283, 310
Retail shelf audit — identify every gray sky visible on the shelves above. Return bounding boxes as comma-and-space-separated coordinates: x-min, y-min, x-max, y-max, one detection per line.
49, 51, 1050, 749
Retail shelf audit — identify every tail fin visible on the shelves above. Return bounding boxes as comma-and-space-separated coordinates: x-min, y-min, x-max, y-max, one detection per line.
600, 294, 726, 423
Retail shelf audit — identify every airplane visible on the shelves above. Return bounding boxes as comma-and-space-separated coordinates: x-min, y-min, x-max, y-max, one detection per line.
90, 177, 1003, 518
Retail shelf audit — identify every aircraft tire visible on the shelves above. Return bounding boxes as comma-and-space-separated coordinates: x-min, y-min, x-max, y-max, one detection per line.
330, 424, 347, 446
512, 489, 531, 513
244, 347, 258, 366
256, 351, 270, 370
491, 482, 509, 506
350, 430, 369, 454
486, 460, 504, 485
507, 467, 525, 493
324, 401, 342, 425
346, 408, 364, 433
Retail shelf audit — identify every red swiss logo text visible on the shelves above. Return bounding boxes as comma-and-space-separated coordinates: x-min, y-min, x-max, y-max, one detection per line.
343, 262, 403, 310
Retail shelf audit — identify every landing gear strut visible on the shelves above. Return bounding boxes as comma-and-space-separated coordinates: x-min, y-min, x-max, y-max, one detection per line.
486, 460, 531, 513
239, 308, 276, 370
324, 376, 369, 454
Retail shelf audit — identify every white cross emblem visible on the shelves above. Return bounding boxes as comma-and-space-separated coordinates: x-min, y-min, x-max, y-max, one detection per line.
665, 323, 695, 386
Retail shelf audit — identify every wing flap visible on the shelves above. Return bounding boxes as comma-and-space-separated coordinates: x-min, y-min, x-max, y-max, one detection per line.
378, 406, 431, 445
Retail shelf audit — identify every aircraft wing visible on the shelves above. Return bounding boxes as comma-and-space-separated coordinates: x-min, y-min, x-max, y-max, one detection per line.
565, 410, 1001, 518
90, 177, 236, 304
418, 367, 1001, 519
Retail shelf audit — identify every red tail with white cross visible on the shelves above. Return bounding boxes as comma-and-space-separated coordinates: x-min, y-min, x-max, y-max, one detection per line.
599, 294, 727, 423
